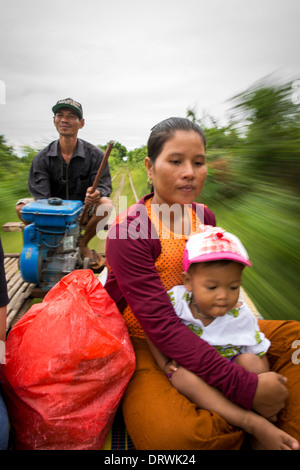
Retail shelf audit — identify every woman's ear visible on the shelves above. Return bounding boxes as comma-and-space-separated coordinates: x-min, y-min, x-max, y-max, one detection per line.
144, 156, 153, 179
182, 271, 192, 292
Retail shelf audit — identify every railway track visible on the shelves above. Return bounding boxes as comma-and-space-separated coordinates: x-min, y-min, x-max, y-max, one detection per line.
127, 169, 139, 203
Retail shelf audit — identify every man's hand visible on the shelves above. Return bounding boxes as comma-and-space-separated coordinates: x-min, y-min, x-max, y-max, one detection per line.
252, 371, 289, 419
84, 187, 100, 206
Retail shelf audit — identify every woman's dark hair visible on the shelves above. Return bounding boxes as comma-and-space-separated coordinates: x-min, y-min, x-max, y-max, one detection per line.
147, 117, 206, 163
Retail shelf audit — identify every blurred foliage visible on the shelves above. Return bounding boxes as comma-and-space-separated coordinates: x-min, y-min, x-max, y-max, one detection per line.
229, 78, 300, 193
211, 185, 299, 321
196, 78, 300, 205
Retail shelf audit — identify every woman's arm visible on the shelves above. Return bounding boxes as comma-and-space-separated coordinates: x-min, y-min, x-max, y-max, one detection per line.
146, 336, 179, 378
105, 215, 259, 410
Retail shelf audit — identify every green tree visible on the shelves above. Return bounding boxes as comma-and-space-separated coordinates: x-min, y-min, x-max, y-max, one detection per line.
99, 141, 128, 174
127, 145, 147, 164
99, 141, 127, 161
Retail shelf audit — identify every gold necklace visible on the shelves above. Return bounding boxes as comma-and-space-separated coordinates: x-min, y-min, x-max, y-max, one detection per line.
191, 296, 215, 320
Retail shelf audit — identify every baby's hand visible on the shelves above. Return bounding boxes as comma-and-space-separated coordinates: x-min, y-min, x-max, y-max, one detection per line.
165, 360, 178, 374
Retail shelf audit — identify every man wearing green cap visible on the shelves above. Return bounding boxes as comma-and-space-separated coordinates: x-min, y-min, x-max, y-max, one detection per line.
16, 98, 113, 270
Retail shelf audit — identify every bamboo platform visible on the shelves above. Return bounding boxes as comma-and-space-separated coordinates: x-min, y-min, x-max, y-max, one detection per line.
4, 254, 37, 332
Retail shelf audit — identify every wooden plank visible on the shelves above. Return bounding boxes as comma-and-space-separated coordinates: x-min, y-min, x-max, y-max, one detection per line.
4, 257, 14, 267
4, 253, 20, 257
6, 298, 32, 331
7, 276, 32, 305
7, 269, 21, 288
4, 254, 36, 331
6, 283, 35, 332
5, 268, 19, 284
7, 292, 30, 316
4, 259, 18, 276
2, 222, 24, 232
7, 278, 24, 302
7, 268, 22, 287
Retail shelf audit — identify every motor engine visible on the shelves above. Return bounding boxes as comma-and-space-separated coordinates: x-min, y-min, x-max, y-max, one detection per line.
20, 197, 84, 291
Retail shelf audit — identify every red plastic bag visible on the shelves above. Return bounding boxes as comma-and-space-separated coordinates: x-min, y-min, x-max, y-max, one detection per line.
1, 270, 135, 450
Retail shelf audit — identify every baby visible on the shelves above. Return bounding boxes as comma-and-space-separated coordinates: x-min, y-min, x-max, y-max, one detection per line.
147, 225, 299, 450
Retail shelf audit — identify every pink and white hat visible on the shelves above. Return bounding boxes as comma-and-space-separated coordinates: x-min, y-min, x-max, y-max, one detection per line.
183, 225, 252, 271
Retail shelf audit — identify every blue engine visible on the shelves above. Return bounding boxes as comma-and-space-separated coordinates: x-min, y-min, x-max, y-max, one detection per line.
20, 197, 84, 290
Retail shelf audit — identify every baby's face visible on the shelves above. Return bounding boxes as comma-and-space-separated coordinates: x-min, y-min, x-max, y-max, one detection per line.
184, 261, 243, 318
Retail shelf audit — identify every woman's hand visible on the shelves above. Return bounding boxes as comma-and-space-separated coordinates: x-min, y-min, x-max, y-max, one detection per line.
164, 359, 179, 375
252, 371, 288, 418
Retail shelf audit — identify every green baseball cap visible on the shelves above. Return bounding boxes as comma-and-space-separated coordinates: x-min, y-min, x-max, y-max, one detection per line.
52, 98, 83, 119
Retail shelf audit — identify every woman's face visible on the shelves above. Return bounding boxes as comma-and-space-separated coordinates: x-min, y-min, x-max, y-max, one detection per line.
145, 130, 207, 206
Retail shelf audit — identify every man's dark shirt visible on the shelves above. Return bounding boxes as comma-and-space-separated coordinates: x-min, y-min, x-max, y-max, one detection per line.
28, 139, 112, 201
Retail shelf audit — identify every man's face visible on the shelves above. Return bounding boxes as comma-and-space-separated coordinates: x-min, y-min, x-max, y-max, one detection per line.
53, 107, 84, 137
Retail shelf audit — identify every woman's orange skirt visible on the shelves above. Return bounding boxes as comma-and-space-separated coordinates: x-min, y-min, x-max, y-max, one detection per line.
121, 320, 300, 450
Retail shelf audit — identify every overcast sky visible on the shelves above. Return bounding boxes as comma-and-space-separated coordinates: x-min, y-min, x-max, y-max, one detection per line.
0, 0, 299, 154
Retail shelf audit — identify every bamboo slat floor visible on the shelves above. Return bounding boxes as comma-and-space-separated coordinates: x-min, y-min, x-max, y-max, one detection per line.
4, 254, 36, 332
